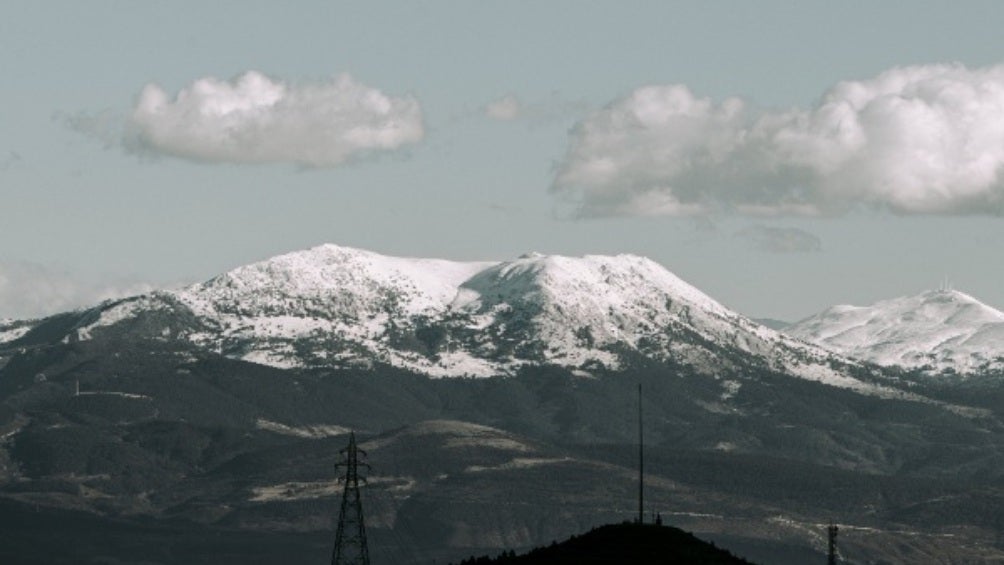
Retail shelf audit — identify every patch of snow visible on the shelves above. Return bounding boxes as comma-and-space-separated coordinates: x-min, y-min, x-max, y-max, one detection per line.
77, 391, 152, 400
444, 436, 533, 452
250, 475, 415, 502
360, 420, 534, 452
388, 349, 506, 379
255, 418, 350, 438
465, 457, 571, 473
0, 324, 32, 344
240, 348, 301, 369
720, 380, 741, 401
73, 296, 163, 342
250, 480, 341, 502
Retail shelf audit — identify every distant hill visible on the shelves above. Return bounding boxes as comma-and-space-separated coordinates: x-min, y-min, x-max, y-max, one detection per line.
785, 289, 1004, 375
451, 522, 754, 564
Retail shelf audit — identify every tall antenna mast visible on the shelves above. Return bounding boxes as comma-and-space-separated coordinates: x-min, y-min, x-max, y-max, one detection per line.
638, 383, 644, 525
332, 432, 371, 565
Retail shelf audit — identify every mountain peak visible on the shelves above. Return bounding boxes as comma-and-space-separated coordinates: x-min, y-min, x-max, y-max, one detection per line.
787, 289, 1004, 374
917, 287, 983, 304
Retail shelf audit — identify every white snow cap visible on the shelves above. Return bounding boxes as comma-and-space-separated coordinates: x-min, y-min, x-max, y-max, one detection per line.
786, 288, 1004, 374
155, 244, 862, 389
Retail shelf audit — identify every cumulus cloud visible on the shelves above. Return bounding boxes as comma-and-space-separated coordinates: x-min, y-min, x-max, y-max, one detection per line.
122, 71, 423, 167
552, 63, 1004, 217
736, 226, 822, 253
0, 262, 158, 320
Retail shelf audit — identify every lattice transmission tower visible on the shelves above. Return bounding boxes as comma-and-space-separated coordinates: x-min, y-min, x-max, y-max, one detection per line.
331, 432, 371, 565
827, 522, 839, 565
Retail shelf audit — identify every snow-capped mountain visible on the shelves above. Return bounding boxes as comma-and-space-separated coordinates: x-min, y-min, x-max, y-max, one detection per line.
33, 244, 879, 389
785, 289, 1004, 375
7, 248, 1004, 565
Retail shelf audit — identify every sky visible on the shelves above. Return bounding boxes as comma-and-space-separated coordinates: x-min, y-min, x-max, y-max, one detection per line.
3, 1, 1004, 322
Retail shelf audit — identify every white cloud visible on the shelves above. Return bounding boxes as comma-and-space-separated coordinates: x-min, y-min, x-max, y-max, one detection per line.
552, 63, 1004, 217
485, 94, 523, 121
736, 226, 822, 253
0, 262, 159, 320
126, 71, 424, 167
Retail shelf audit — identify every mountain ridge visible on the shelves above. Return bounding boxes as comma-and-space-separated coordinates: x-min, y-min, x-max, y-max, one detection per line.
785, 288, 1004, 375
0, 244, 890, 394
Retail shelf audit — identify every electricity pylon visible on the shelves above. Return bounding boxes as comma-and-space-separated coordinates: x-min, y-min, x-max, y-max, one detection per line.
827, 522, 839, 565
332, 432, 370, 565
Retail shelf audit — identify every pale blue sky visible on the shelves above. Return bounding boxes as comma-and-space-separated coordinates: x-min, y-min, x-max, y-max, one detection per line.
3, 1, 1004, 320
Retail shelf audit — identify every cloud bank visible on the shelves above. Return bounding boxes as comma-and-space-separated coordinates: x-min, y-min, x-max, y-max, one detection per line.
0, 262, 157, 320
127, 71, 424, 167
552, 63, 1004, 217
736, 226, 822, 254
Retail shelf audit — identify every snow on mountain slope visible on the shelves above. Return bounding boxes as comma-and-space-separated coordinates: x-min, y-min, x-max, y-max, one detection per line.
42, 244, 896, 393
168, 244, 496, 371
179, 244, 493, 320
0, 318, 35, 345
448, 252, 856, 384
785, 289, 1004, 375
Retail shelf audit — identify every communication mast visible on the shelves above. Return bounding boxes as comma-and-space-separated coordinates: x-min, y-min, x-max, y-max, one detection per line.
331, 432, 371, 565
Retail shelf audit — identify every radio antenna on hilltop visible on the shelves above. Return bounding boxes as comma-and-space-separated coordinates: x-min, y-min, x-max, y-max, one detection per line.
940, 276, 954, 292
638, 382, 644, 525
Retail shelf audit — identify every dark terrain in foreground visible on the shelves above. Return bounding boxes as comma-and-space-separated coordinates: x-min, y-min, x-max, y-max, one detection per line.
4, 306, 1004, 563
452, 522, 754, 564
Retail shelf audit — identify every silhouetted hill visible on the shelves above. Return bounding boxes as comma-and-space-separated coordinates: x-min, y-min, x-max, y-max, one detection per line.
452, 522, 754, 564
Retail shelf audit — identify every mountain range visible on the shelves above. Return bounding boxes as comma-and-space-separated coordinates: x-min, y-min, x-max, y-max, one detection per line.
7, 245, 1003, 380
3, 244, 886, 389
2, 244, 1004, 564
